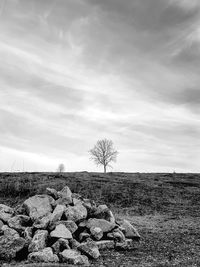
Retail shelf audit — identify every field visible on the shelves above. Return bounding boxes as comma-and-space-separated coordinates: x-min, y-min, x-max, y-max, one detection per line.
1, 172, 200, 267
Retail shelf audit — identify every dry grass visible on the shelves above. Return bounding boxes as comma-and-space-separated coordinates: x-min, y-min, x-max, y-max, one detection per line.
1, 172, 200, 266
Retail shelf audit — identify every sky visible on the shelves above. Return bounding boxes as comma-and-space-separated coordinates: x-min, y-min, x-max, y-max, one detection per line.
0, 0, 200, 172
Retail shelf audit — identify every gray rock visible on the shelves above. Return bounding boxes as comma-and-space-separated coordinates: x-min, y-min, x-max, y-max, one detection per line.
28, 230, 48, 252
90, 227, 103, 240
8, 215, 30, 233
23, 195, 53, 221
0, 204, 14, 223
120, 220, 140, 240
86, 218, 116, 233
28, 247, 59, 263
96, 240, 115, 250
2, 225, 20, 239
65, 204, 87, 222
0, 219, 4, 233
107, 229, 126, 243
49, 204, 65, 229
57, 186, 72, 205
14, 204, 26, 215
94, 205, 115, 223
50, 224, 72, 239
33, 215, 50, 230
46, 188, 58, 200
79, 232, 91, 242
23, 227, 33, 246
60, 249, 90, 266
0, 234, 25, 260
69, 238, 81, 249
78, 239, 100, 259
56, 220, 78, 233
52, 238, 70, 254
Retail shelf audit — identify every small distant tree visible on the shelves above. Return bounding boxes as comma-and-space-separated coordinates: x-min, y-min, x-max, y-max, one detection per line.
57, 163, 65, 173
89, 139, 118, 173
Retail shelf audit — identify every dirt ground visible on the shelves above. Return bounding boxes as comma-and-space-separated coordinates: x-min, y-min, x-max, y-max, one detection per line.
1, 172, 200, 266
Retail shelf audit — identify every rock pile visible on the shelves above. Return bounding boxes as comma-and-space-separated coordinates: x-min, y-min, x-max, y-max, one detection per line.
0, 186, 140, 265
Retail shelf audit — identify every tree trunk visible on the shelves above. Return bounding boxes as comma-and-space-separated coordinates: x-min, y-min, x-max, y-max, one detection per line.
104, 165, 106, 173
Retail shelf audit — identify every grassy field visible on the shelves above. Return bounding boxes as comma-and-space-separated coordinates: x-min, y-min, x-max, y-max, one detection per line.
1, 172, 200, 266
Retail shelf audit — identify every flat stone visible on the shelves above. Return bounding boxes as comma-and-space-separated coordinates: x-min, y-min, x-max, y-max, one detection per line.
60, 249, 90, 266
28, 230, 48, 252
23, 195, 53, 221
86, 218, 116, 233
28, 247, 59, 263
95, 240, 115, 250
50, 224, 72, 239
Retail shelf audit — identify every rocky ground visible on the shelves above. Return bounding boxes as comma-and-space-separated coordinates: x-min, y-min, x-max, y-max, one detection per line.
0, 172, 200, 266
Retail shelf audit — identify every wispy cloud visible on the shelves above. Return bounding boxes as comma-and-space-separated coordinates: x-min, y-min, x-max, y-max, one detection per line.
0, 0, 200, 172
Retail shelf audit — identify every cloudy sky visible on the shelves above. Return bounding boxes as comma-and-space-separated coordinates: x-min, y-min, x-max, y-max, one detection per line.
0, 0, 200, 172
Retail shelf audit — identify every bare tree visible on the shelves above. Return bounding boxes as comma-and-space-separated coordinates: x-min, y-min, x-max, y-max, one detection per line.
57, 163, 65, 173
89, 139, 118, 173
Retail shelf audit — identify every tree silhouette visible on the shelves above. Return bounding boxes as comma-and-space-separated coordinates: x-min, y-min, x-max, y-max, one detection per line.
89, 139, 118, 173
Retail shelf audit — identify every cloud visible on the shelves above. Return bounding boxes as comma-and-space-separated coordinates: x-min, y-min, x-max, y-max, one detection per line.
0, 0, 200, 172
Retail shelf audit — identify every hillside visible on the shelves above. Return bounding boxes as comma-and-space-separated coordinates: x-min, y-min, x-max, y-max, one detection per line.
1, 172, 200, 266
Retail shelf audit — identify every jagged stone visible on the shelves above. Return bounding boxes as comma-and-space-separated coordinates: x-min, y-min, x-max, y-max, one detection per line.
50, 224, 72, 239
60, 249, 90, 266
56, 220, 78, 233
82, 199, 97, 217
107, 229, 126, 243
23, 195, 54, 221
28, 230, 48, 252
120, 220, 140, 240
57, 186, 72, 205
33, 215, 50, 230
78, 239, 100, 259
0, 204, 14, 223
65, 204, 87, 222
7, 215, 30, 233
90, 227, 103, 240
46, 188, 58, 200
2, 225, 20, 239
52, 238, 70, 254
14, 204, 26, 215
96, 240, 115, 250
0, 234, 25, 260
93, 205, 115, 223
23, 227, 33, 246
86, 218, 116, 233
69, 238, 81, 249
49, 204, 65, 230
0, 219, 4, 233
28, 247, 59, 263
79, 232, 91, 242
72, 193, 83, 206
